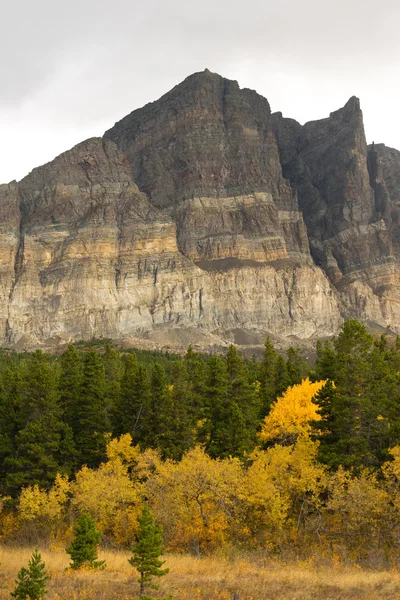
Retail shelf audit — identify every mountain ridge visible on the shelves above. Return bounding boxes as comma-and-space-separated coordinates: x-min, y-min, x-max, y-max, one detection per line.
0, 69, 399, 350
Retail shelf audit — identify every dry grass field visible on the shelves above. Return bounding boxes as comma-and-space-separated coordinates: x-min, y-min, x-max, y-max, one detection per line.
1, 547, 400, 600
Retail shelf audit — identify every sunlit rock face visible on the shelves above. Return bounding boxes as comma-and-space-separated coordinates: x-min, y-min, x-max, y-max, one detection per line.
1, 69, 400, 347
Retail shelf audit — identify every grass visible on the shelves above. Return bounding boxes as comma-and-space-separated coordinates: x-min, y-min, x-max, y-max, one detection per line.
1, 547, 400, 599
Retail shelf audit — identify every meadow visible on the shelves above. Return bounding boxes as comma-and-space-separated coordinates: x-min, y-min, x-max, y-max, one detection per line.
1, 547, 400, 600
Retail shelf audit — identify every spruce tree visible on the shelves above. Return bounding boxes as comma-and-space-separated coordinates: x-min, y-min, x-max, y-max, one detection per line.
129, 505, 169, 599
112, 354, 151, 442
11, 549, 49, 599
66, 513, 105, 570
75, 351, 110, 468
4, 351, 75, 494
286, 347, 309, 386
59, 345, 83, 436
103, 344, 123, 411
226, 345, 261, 453
205, 356, 248, 458
141, 363, 174, 457
259, 337, 278, 415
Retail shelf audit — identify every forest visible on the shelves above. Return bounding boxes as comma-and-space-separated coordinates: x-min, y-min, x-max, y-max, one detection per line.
1, 319, 400, 570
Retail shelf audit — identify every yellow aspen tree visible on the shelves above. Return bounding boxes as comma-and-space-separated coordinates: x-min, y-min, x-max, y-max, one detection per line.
259, 378, 326, 446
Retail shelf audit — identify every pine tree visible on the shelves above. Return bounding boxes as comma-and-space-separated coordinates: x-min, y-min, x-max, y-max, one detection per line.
286, 347, 309, 386
11, 549, 49, 599
205, 356, 249, 458
75, 351, 110, 468
226, 345, 261, 453
259, 337, 278, 416
59, 345, 83, 436
4, 351, 75, 494
112, 354, 151, 442
129, 505, 169, 599
103, 344, 123, 411
66, 513, 105, 570
141, 363, 174, 457
165, 361, 195, 459
0, 365, 23, 493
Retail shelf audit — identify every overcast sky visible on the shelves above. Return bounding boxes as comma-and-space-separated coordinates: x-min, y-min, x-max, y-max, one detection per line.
1, 0, 399, 183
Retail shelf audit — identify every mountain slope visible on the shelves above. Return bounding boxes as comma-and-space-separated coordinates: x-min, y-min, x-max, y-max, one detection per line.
0, 70, 399, 348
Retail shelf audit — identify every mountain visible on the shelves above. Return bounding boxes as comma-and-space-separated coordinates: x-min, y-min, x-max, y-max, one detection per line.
0, 69, 399, 350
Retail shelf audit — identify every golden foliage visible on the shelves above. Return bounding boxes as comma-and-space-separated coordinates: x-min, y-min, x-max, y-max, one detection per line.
259, 378, 326, 445
147, 446, 243, 553
18, 474, 70, 522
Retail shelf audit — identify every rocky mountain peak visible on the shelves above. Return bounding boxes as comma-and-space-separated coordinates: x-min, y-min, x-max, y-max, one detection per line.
0, 71, 399, 351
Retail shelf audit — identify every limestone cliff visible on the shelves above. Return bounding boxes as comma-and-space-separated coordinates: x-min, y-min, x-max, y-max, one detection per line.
1, 69, 399, 349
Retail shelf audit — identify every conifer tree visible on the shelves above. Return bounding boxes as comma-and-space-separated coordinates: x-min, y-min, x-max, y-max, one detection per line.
205, 356, 248, 458
103, 344, 123, 411
66, 513, 105, 570
286, 347, 309, 386
0, 365, 23, 493
59, 345, 83, 439
11, 549, 49, 600
4, 351, 75, 494
226, 345, 261, 452
75, 351, 110, 468
112, 354, 151, 442
184, 345, 207, 419
165, 361, 194, 459
259, 337, 278, 415
141, 363, 174, 456
129, 505, 169, 599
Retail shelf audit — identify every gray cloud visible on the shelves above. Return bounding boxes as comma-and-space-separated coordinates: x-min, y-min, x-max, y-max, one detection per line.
1, 0, 399, 181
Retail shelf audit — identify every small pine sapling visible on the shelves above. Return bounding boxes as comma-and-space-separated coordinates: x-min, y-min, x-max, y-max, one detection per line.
66, 513, 105, 570
11, 549, 49, 600
129, 505, 170, 599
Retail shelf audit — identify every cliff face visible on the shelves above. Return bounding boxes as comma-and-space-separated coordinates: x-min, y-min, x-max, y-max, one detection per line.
1, 70, 399, 348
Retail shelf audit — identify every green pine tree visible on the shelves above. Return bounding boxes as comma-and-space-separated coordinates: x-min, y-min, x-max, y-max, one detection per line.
112, 354, 151, 442
4, 351, 75, 494
286, 346, 309, 386
129, 505, 169, 599
259, 337, 279, 416
75, 351, 110, 468
11, 549, 49, 599
59, 345, 83, 436
66, 513, 105, 570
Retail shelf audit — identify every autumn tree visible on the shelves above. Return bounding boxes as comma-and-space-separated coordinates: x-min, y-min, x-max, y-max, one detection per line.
259, 379, 326, 447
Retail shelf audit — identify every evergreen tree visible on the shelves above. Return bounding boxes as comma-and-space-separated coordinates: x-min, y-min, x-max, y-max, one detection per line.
286, 347, 309, 386
184, 345, 207, 419
274, 354, 291, 398
4, 351, 75, 494
129, 505, 169, 599
141, 363, 174, 457
75, 351, 110, 468
165, 361, 195, 459
205, 356, 248, 458
0, 365, 23, 493
11, 549, 49, 600
59, 345, 83, 439
310, 320, 400, 470
103, 344, 123, 411
311, 340, 337, 381
112, 354, 151, 442
66, 513, 105, 570
259, 337, 278, 416
226, 345, 261, 452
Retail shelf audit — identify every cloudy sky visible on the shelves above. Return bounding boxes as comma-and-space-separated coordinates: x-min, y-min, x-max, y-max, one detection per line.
1, 0, 399, 183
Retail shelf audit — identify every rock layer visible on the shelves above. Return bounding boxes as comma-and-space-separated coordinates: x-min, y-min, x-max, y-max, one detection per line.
1, 70, 400, 347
